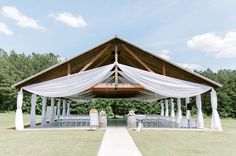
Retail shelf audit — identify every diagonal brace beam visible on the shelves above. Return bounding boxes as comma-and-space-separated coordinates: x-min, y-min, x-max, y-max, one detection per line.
79, 45, 110, 72
122, 45, 154, 72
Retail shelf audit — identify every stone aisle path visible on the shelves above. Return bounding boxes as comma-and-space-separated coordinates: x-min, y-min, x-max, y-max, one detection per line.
97, 127, 142, 156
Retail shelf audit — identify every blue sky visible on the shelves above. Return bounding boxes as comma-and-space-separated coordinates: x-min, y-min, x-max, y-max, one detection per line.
0, 0, 236, 71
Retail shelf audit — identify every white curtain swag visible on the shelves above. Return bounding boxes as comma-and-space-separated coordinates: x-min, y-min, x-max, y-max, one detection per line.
15, 63, 222, 131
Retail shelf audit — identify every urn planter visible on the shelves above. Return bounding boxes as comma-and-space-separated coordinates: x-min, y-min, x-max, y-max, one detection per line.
127, 116, 136, 129
99, 115, 107, 128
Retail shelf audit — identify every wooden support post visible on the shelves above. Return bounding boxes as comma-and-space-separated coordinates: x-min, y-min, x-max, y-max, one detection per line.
80, 45, 110, 72
67, 63, 71, 76
162, 62, 166, 76
115, 46, 118, 88
122, 45, 154, 72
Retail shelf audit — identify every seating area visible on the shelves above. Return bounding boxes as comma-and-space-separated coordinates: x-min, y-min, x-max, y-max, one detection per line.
180, 118, 196, 128
135, 115, 197, 129
59, 115, 90, 127
136, 115, 176, 128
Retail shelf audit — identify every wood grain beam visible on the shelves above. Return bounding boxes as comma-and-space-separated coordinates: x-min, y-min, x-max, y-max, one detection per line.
79, 45, 110, 72
162, 62, 166, 76
89, 83, 144, 92
94, 51, 111, 68
119, 51, 146, 70
67, 63, 71, 75
122, 45, 154, 72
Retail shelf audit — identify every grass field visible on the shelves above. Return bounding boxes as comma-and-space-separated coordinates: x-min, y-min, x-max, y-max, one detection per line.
1, 112, 236, 156
130, 118, 236, 156
0, 112, 104, 156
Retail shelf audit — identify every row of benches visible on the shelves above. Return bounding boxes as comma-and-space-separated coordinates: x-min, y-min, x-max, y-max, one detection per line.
57, 116, 196, 128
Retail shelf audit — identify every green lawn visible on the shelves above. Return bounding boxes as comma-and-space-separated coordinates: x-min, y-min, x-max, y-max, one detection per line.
130, 118, 236, 156
1, 112, 236, 156
0, 112, 104, 156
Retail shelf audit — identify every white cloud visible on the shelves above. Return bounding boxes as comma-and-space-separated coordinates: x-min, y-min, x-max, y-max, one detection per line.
49, 11, 87, 28
177, 63, 202, 71
157, 49, 201, 71
158, 49, 171, 60
58, 57, 66, 62
2, 6, 45, 31
187, 32, 236, 58
0, 22, 13, 36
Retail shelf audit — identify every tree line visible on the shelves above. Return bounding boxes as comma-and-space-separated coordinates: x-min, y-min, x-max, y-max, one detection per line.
0, 49, 235, 118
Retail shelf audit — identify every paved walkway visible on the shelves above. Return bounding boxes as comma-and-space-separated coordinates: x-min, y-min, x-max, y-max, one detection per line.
97, 127, 142, 156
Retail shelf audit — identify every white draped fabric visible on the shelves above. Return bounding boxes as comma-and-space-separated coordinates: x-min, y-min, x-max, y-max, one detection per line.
186, 110, 191, 120
21, 63, 213, 99
67, 102, 70, 116
196, 95, 204, 128
15, 62, 222, 131
62, 99, 66, 117
15, 89, 24, 130
118, 63, 212, 98
22, 64, 114, 97
170, 98, 175, 118
186, 97, 190, 104
30, 94, 36, 128
186, 97, 191, 119
165, 99, 169, 117
49, 97, 55, 124
56, 99, 61, 122
22, 63, 212, 98
41, 97, 47, 127
176, 98, 182, 124
211, 89, 222, 131
160, 100, 164, 116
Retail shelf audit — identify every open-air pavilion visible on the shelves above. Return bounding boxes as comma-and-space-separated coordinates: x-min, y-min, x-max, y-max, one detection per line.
12, 37, 222, 131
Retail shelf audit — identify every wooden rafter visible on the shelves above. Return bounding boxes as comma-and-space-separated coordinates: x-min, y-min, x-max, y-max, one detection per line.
79, 45, 110, 72
121, 56, 138, 68
67, 63, 71, 75
162, 62, 166, 76
120, 52, 146, 69
122, 45, 154, 72
94, 52, 111, 67
12, 37, 222, 89
89, 83, 144, 92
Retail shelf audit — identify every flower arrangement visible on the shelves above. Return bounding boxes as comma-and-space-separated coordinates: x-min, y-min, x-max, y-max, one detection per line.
99, 110, 107, 116
128, 110, 135, 116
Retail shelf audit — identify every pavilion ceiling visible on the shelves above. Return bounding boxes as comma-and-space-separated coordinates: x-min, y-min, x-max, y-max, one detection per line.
12, 37, 222, 89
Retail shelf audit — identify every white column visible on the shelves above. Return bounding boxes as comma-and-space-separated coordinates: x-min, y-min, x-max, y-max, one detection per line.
170, 98, 175, 118
15, 89, 24, 130
62, 99, 66, 117
30, 94, 37, 128
41, 97, 47, 127
186, 97, 191, 119
210, 89, 222, 131
54, 108, 57, 120
160, 100, 164, 116
196, 95, 204, 128
175, 98, 182, 123
67, 102, 70, 116
57, 98, 61, 122
165, 99, 169, 117
49, 97, 55, 125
